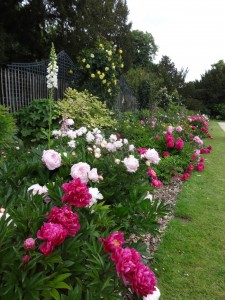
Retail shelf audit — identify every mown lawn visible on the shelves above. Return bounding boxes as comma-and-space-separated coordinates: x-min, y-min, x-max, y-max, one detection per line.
152, 121, 225, 300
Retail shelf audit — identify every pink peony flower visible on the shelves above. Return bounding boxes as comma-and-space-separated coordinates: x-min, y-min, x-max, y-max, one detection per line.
46, 205, 80, 236
163, 151, 170, 157
70, 162, 91, 183
146, 169, 157, 179
155, 134, 159, 140
152, 179, 163, 187
111, 247, 141, 284
24, 238, 36, 250
62, 178, 91, 207
165, 133, 175, 148
200, 157, 205, 162
22, 255, 30, 264
123, 155, 139, 173
181, 173, 190, 181
39, 241, 55, 256
175, 137, 184, 150
131, 262, 157, 296
42, 149, 62, 170
137, 148, 147, 155
187, 164, 195, 173
176, 126, 183, 132
196, 162, 205, 171
37, 222, 68, 255
99, 231, 125, 253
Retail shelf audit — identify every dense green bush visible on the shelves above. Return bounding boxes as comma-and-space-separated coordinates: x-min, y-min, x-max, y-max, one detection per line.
15, 99, 58, 143
0, 105, 17, 148
56, 88, 117, 129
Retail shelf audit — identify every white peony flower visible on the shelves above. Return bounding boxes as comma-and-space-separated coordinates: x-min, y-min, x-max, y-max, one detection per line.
67, 140, 76, 148
88, 187, 103, 207
88, 168, 99, 182
27, 184, 48, 195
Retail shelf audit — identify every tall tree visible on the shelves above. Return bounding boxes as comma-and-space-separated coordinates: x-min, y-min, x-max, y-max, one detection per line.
157, 55, 188, 93
129, 30, 158, 67
0, 0, 132, 63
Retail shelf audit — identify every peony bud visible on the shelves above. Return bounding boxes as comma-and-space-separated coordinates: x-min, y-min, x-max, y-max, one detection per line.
24, 238, 36, 250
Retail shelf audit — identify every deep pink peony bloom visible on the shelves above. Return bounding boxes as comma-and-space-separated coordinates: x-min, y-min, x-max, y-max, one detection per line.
111, 247, 141, 284
22, 255, 30, 264
37, 222, 68, 248
196, 162, 205, 171
46, 205, 80, 236
187, 164, 195, 173
131, 262, 157, 296
137, 148, 148, 155
175, 137, 184, 150
165, 134, 175, 148
152, 179, 163, 187
163, 151, 170, 157
24, 237, 36, 250
99, 231, 125, 253
181, 173, 190, 181
39, 241, 55, 255
200, 157, 205, 162
155, 134, 159, 140
146, 168, 157, 179
62, 178, 91, 207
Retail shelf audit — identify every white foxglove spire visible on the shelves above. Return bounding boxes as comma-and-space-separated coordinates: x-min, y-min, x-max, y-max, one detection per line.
46, 43, 58, 89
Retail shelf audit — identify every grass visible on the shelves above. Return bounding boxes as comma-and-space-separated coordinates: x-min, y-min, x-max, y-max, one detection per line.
152, 121, 225, 300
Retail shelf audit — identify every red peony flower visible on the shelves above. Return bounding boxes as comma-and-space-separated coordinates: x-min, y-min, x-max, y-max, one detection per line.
62, 178, 91, 207
175, 137, 184, 150
196, 162, 205, 171
200, 157, 205, 162
39, 241, 55, 255
99, 231, 124, 253
131, 262, 157, 296
146, 168, 157, 179
46, 205, 80, 236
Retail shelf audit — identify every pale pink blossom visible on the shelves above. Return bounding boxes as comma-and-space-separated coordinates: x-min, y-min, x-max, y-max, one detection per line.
109, 134, 117, 143
144, 149, 160, 165
42, 150, 62, 170
88, 168, 99, 182
123, 155, 139, 173
129, 144, 135, 152
167, 126, 174, 134
176, 126, 183, 132
86, 131, 95, 143
70, 162, 91, 183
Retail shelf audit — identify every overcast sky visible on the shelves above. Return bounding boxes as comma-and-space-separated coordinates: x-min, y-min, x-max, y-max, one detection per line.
126, 0, 225, 82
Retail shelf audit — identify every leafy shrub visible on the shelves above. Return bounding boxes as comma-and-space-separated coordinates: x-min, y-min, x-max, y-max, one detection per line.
0, 105, 17, 148
15, 99, 58, 143
56, 88, 117, 129
185, 97, 206, 113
